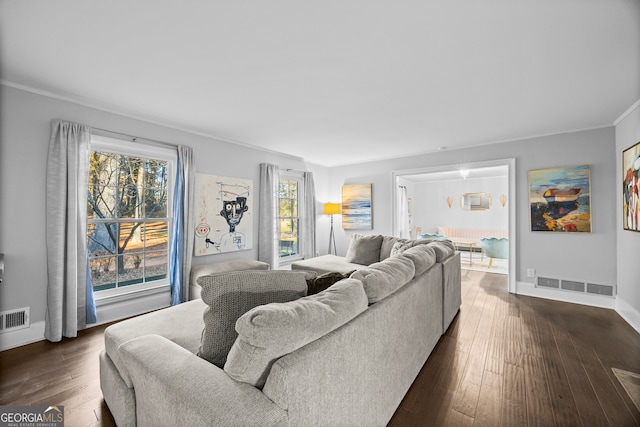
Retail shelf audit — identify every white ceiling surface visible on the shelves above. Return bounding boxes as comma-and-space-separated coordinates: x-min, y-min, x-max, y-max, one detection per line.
1, 1, 639, 167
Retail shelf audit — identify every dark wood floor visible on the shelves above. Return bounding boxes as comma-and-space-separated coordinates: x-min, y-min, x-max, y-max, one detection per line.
390, 271, 640, 427
1, 270, 639, 426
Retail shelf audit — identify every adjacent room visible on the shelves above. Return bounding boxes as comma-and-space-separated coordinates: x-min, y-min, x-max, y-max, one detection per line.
1, 2, 639, 426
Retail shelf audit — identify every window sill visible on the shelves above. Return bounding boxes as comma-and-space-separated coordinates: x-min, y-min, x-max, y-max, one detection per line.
278, 256, 304, 267
94, 282, 170, 307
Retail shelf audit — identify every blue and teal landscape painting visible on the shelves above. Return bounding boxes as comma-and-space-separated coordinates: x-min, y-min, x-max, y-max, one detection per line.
528, 165, 591, 232
342, 184, 372, 229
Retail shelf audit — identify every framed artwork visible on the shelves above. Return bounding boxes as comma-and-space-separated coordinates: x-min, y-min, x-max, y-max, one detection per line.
528, 165, 591, 232
342, 184, 372, 229
623, 141, 640, 231
194, 173, 253, 255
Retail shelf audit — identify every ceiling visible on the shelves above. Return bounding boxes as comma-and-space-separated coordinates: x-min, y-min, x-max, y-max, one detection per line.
1, 1, 638, 167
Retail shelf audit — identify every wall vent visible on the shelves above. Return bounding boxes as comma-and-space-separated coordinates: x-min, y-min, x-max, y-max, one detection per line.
0, 307, 30, 333
535, 277, 615, 298
587, 283, 615, 297
561, 280, 585, 293
536, 276, 560, 289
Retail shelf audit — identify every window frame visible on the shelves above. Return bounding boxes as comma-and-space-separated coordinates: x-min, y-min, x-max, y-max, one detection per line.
277, 170, 305, 264
88, 135, 176, 299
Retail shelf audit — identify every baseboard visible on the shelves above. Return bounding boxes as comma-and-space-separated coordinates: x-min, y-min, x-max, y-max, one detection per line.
516, 280, 616, 309
616, 297, 640, 334
0, 320, 45, 351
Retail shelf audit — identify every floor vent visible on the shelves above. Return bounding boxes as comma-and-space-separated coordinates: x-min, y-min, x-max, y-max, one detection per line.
536, 277, 615, 297
0, 307, 30, 333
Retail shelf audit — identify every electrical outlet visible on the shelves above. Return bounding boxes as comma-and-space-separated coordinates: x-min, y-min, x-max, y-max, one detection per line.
527, 268, 536, 278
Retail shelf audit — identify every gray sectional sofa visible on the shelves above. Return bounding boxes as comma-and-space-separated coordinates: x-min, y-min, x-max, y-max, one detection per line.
292, 234, 462, 333
99, 234, 461, 426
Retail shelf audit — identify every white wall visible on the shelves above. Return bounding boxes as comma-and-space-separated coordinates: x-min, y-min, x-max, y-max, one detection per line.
327, 127, 617, 292
615, 100, 640, 332
408, 176, 509, 234
0, 85, 317, 344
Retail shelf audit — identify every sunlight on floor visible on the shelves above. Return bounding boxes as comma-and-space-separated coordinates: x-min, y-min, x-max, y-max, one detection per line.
459, 251, 508, 275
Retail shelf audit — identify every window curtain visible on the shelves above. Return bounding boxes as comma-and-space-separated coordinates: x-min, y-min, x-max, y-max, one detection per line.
45, 120, 97, 342
301, 171, 316, 259
398, 186, 411, 239
169, 146, 195, 304
258, 163, 280, 269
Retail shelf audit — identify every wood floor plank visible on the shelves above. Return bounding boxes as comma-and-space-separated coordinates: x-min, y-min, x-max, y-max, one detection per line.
501, 362, 527, 427
577, 344, 639, 427
452, 287, 496, 418
523, 354, 554, 427
550, 319, 610, 426
474, 369, 503, 427
533, 312, 582, 427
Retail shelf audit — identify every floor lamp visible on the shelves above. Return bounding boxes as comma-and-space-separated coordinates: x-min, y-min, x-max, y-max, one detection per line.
324, 203, 340, 255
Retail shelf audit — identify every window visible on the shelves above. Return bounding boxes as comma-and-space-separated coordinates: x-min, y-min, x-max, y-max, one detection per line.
278, 173, 302, 260
87, 136, 174, 293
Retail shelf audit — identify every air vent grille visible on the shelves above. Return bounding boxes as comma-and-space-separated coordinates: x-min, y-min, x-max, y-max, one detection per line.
0, 307, 30, 333
535, 277, 615, 298
587, 283, 615, 297
537, 277, 560, 289
561, 280, 585, 292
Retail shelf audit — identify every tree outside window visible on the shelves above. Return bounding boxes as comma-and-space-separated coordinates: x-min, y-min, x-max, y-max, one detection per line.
278, 177, 300, 258
87, 149, 170, 291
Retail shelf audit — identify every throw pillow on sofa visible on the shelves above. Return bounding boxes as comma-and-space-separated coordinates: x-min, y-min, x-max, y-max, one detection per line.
307, 271, 355, 295
380, 236, 407, 260
197, 270, 311, 368
224, 278, 368, 389
389, 240, 415, 257
345, 234, 383, 265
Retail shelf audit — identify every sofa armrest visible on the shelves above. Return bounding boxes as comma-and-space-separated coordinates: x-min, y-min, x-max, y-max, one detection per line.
119, 334, 287, 427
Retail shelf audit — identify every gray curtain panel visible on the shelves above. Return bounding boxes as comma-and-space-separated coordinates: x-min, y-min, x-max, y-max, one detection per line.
179, 145, 195, 303
258, 163, 279, 269
398, 186, 410, 239
45, 120, 91, 342
301, 171, 316, 259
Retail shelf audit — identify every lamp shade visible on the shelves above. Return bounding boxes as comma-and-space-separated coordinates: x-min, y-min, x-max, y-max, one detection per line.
323, 203, 341, 215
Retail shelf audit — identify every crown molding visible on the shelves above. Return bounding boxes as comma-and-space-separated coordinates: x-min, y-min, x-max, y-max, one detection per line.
0, 80, 306, 163
614, 99, 640, 126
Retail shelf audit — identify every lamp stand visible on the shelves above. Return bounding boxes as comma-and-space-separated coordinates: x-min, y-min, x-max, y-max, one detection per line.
328, 214, 337, 255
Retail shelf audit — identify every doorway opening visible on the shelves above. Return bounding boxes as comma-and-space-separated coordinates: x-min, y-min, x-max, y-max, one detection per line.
392, 158, 516, 293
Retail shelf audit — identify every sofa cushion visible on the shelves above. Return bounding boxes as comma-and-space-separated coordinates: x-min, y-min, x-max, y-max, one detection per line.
389, 240, 415, 256
307, 271, 355, 295
291, 254, 365, 275
345, 234, 383, 265
399, 245, 437, 276
198, 270, 309, 368
104, 299, 207, 387
428, 241, 456, 262
389, 238, 435, 256
350, 255, 415, 303
224, 278, 368, 388
380, 236, 407, 260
